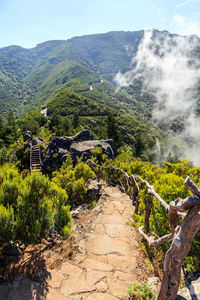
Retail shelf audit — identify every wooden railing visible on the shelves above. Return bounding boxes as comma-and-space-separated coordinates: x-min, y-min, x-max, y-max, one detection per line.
86, 159, 200, 300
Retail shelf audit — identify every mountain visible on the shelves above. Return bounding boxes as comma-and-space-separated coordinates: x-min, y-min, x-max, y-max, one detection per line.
0, 31, 147, 118
2, 29, 200, 164
1, 30, 200, 122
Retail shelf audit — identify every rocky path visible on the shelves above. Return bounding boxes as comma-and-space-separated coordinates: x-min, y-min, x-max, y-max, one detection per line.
0, 186, 151, 300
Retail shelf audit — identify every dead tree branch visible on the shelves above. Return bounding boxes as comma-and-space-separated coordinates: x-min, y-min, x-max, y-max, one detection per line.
158, 176, 200, 300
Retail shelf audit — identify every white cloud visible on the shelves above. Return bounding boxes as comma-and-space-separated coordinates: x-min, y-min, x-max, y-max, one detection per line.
176, 0, 200, 8
114, 30, 200, 165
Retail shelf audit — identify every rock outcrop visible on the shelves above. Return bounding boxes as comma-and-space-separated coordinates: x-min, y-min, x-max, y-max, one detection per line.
70, 140, 115, 160
86, 180, 102, 202
41, 130, 116, 174
23, 131, 32, 142
23, 129, 116, 174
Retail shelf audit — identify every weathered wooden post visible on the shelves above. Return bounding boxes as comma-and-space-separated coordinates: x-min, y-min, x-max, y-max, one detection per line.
144, 190, 153, 232
134, 190, 140, 214
130, 178, 137, 206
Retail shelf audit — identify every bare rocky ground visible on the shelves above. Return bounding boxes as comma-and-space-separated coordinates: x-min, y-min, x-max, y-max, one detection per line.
0, 186, 155, 300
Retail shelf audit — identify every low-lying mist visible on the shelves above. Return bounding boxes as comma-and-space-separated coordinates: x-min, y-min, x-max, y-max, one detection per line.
115, 30, 200, 165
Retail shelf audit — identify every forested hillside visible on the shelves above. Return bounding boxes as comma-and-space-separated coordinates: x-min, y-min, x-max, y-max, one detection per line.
0, 30, 154, 119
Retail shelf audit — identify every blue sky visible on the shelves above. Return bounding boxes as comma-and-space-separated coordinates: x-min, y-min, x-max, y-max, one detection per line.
0, 0, 200, 48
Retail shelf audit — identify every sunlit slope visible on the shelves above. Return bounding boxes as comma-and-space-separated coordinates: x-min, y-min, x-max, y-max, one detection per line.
0, 31, 146, 117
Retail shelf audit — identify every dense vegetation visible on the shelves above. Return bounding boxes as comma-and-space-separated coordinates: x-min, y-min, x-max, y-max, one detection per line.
0, 164, 71, 244
0, 158, 97, 245
0, 30, 168, 124
95, 150, 200, 274
1, 139, 199, 275
1, 30, 200, 284
46, 90, 163, 158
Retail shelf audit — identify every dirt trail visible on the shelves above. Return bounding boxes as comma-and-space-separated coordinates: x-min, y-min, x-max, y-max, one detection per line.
0, 186, 152, 300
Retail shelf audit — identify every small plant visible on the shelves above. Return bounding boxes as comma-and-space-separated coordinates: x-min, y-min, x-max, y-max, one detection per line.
90, 200, 97, 207
52, 153, 59, 159
127, 282, 156, 300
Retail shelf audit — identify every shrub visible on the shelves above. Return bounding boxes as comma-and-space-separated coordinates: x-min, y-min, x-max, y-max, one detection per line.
127, 282, 156, 300
52, 160, 95, 207
0, 180, 19, 209
72, 178, 87, 206
91, 147, 108, 164
74, 163, 94, 182
0, 165, 71, 245
0, 204, 14, 243
15, 173, 71, 244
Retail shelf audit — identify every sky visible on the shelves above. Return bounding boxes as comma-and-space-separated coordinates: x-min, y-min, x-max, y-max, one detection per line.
0, 0, 200, 48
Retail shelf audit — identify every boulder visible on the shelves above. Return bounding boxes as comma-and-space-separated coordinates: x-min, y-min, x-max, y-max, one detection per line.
73, 129, 94, 142
31, 137, 39, 146
31, 137, 48, 149
41, 130, 116, 174
42, 153, 70, 174
23, 131, 32, 142
47, 129, 94, 155
86, 180, 102, 201
48, 136, 73, 154
70, 140, 115, 160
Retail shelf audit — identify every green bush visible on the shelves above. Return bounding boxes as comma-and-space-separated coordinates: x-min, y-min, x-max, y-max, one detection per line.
0, 204, 14, 243
0, 165, 71, 244
15, 173, 71, 243
127, 282, 156, 300
0, 180, 19, 209
74, 162, 94, 181
57, 206, 72, 236
52, 159, 95, 207
91, 147, 108, 165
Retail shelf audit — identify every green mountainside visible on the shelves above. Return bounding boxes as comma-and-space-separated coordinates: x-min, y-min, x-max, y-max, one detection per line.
0, 31, 147, 118
2, 29, 200, 163
46, 90, 162, 156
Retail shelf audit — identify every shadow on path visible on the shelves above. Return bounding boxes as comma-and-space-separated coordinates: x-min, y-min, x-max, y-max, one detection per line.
0, 244, 51, 300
